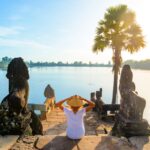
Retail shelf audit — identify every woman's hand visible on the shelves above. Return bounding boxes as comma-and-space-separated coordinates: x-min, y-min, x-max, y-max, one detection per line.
55, 99, 68, 110
82, 99, 95, 112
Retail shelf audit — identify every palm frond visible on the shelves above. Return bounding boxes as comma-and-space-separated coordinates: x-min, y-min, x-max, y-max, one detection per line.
120, 10, 135, 28
92, 35, 108, 53
105, 5, 127, 22
126, 24, 142, 35
125, 35, 145, 53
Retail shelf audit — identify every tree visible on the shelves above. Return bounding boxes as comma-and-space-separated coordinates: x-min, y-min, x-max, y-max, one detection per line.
2, 56, 12, 63
92, 5, 145, 104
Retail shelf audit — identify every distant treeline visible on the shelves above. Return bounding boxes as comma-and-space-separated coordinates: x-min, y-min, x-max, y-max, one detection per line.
123, 59, 150, 70
0, 57, 112, 68
29, 61, 112, 67
1, 56, 150, 70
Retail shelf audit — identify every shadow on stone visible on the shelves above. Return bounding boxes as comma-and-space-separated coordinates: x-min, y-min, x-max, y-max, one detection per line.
95, 136, 134, 150
35, 136, 80, 150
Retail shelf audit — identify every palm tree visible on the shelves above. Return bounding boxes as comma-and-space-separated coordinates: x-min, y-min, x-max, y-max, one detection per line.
93, 5, 145, 104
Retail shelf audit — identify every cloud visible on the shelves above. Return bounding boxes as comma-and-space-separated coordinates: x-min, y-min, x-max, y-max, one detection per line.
0, 38, 51, 50
0, 26, 24, 37
0, 25, 51, 50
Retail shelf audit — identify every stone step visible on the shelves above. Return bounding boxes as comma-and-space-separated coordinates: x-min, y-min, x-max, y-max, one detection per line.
34, 135, 136, 150
47, 113, 65, 116
46, 112, 65, 117
46, 116, 66, 119
43, 119, 66, 123
46, 120, 66, 123
10, 135, 150, 150
48, 110, 64, 113
42, 110, 111, 137
46, 117, 66, 120
35, 135, 105, 150
0, 135, 19, 150
47, 115, 65, 118
52, 108, 63, 112
42, 120, 66, 124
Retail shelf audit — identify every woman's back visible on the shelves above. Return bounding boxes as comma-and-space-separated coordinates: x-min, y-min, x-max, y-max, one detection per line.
64, 107, 86, 139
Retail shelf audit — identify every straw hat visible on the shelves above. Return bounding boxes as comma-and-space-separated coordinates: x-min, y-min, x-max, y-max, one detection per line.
67, 95, 84, 107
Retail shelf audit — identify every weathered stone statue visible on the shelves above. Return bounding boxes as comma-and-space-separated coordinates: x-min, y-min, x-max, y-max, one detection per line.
44, 84, 55, 112
6, 57, 29, 102
96, 90, 104, 113
44, 84, 55, 98
91, 92, 96, 111
112, 64, 150, 137
0, 57, 43, 136
91, 92, 96, 103
90, 89, 104, 113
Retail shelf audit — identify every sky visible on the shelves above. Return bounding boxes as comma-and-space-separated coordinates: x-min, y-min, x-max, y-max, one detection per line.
0, 0, 150, 63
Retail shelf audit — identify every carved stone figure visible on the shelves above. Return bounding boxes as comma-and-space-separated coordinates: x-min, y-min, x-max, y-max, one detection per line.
44, 84, 55, 111
6, 57, 29, 102
44, 84, 55, 98
112, 65, 150, 137
0, 57, 43, 135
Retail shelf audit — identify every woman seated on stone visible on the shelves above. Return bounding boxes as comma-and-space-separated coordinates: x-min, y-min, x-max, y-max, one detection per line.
55, 95, 95, 140
0, 76, 43, 135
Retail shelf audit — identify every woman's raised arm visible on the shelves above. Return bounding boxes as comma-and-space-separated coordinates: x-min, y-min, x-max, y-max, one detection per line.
55, 99, 67, 110
83, 99, 95, 112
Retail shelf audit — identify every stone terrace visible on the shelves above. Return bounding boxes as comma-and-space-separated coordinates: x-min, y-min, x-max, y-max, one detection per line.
1, 108, 150, 150
42, 108, 113, 136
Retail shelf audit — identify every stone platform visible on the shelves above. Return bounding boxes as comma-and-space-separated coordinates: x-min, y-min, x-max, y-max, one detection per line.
1, 108, 150, 149
9, 135, 150, 150
42, 108, 113, 136
0, 135, 19, 150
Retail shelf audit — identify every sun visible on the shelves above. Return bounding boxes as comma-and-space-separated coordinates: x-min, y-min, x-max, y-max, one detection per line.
120, 0, 150, 61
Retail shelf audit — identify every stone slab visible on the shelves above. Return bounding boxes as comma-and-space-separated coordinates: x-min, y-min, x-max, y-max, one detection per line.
76, 135, 104, 150
0, 135, 19, 150
10, 136, 38, 150
35, 135, 78, 150
10, 135, 150, 150
129, 136, 150, 150
36, 135, 135, 150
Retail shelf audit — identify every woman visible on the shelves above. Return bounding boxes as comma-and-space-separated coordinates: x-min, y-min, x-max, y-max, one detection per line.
55, 95, 95, 140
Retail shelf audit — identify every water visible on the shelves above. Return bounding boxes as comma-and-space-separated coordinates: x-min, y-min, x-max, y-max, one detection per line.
0, 67, 150, 122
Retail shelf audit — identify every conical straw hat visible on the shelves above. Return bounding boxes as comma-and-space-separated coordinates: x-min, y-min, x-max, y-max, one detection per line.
67, 95, 85, 107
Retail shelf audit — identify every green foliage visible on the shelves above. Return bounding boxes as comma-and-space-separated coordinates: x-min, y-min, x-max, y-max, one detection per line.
0, 57, 112, 68
0, 57, 12, 69
123, 59, 150, 70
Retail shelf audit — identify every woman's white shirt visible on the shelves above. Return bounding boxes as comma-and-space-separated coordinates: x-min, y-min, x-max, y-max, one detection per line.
64, 107, 86, 139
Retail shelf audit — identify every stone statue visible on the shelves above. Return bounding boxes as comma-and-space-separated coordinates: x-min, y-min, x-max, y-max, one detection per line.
90, 89, 104, 113
44, 84, 55, 98
44, 84, 55, 111
6, 57, 29, 102
112, 65, 150, 137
